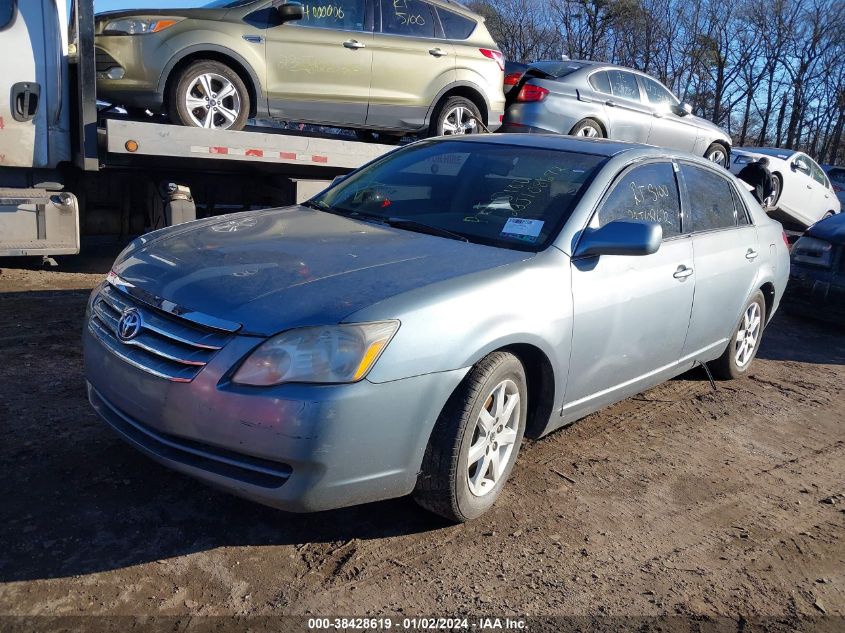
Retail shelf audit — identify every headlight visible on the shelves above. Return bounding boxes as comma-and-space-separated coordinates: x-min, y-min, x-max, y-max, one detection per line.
103, 18, 180, 35
792, 236, 833, 268
232, 321, 400, 386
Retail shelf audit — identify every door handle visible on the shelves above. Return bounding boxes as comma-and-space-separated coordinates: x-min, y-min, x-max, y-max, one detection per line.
745, 248, 758, 261
11, 82, 41, 123
428, 47, 448, 57
605, 99, 617, 107
673, 265, 694, 280
343, 39, 366, 49
806, 184, 813, 189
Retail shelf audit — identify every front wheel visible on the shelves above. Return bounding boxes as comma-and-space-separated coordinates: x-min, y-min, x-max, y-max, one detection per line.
428, 96, 484, 137
704, 143, 729, 168
762, 175, 782, 210
709, 290, 766, 380
169, 60, 250, 131
414, 352, 527, 522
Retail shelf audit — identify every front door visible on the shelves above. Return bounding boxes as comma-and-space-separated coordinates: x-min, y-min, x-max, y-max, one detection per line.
565, 161, 695, 420
263, 0, 373, 126
367, 0, 455, 131
678, 162, 760, 359
640, 75, 697, 152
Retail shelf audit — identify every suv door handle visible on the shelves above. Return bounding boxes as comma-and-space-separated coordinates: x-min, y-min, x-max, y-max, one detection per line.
745, 248, 758, 260
605, 99, 617, 107
428, 47, 448, 57
342, 39, 366, 49
11, 82, 41, 122
673, 265, 694, 280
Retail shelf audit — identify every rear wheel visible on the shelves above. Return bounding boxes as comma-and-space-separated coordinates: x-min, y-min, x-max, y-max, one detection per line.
429, 96, 484, 137
709, 290, 766, 380
763, 174, 782, 209
169, 60, 250, 131
569, 118, 604, 138
414, 352, 527, 522
704, 142, 729, 168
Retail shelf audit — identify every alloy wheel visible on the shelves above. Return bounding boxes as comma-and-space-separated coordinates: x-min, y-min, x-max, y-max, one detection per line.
440, 106, 479, 135
707, 147, 728, 167
762, 178, 781, 209
184, 73, 242, 130
466, 379, 520, 497
576, 125, 600, 137
734, 302, 761, 367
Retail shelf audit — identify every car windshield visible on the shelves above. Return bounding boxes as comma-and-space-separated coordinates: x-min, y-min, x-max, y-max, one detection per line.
311, 140, 607, 251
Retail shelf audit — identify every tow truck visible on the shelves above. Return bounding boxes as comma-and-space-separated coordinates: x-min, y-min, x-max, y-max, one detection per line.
0, 0, 396, 259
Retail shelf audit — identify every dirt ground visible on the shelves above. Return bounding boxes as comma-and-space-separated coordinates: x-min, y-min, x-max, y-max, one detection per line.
0, 252, 843, 628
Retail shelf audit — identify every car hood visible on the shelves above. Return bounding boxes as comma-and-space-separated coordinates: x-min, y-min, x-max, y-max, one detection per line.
112, 207, 531, 336
807, 213, 845, 245
95, 7, 230, 24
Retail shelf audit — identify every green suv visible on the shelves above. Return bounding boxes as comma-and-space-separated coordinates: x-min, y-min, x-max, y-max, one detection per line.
94, 0, 505, 136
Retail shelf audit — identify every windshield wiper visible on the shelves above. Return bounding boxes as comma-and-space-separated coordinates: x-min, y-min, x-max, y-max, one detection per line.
384, 218, 469, 242
301, 199, 329, 211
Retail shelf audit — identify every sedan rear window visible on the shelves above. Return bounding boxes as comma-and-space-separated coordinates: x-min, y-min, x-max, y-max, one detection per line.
312, 141, 607, 251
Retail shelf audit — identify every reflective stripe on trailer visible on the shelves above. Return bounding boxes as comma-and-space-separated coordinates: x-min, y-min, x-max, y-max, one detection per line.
190, 146, 329, 163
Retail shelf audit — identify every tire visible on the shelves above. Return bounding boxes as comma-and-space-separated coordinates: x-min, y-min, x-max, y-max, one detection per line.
822, 210, 835, 220
169, 60, 250, 131
763, 174, 782, 210
569, 118, 604, 138
709, 290, 766, 380
428, 96, 484, 137
704, 142, 729, 168
413, 352, 528, 522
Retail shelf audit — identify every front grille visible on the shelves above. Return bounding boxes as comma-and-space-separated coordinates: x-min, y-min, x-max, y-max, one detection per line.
88, 284, 232, 382
95, 48, 121, 73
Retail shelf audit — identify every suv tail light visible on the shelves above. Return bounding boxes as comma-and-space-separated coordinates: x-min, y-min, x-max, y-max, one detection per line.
479, 49, 505, 71
504, 72, 523, 86
516, 84, 549, 102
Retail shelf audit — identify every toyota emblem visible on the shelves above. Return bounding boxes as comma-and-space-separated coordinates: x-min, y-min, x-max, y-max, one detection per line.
117, 308, 143, 341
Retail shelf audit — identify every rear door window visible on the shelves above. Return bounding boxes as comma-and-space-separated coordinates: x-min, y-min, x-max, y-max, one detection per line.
0, 0, 14, 30
589, 71, 611, 94
608, 70, 642, 102
381, 0, 435, 37
596, 162, 681, 238
298, 0, 366, 31
436, 7, 475, 39
682, 164, 740, 231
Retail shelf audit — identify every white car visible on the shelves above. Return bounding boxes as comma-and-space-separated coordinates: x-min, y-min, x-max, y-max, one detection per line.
730, 148, 841, 227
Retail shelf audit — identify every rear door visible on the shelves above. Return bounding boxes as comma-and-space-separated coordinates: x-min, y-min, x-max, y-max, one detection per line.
679, 162, 759, 359
367, 0, 455, 131
565, 160, 695, 419
603, 69, 652, 143
263, 0, 373, 126
810, 159, 838, 215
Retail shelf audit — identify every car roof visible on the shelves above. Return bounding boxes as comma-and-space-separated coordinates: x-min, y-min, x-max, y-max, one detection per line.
429, 133, 689, 160
806, 212, 845, 245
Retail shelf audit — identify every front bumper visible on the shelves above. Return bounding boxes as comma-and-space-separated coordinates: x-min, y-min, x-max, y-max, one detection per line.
83, 324, 469, 512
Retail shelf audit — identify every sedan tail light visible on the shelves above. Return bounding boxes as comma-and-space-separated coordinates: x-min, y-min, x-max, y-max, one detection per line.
504, 72, 523, 86
781, 231, 790, 247
479, 49, 505, 71
516, 84, 549, 102
792, 235, 833, 268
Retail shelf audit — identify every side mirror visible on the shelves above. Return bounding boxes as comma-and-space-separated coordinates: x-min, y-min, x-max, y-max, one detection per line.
672, 102, 692, 117
273, 1, 304, 22
790, 161, 799, 172
574, 220, 662, 258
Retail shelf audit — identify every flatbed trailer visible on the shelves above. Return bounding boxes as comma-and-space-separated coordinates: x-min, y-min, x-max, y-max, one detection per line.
0, 0, 396, 258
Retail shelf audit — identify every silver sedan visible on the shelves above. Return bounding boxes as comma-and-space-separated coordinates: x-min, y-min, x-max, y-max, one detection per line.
83, 135, 789, 522
501, 60, 732, 167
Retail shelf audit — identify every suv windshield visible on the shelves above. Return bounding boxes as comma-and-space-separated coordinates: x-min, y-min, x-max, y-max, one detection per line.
312, 141, 607, 251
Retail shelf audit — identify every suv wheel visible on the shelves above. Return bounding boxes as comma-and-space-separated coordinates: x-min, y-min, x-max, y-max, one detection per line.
169, 60, 250, 131
429, 96, 483, 137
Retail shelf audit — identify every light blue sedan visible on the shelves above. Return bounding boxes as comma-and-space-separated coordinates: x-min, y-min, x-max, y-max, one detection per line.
83, 135, 790, 522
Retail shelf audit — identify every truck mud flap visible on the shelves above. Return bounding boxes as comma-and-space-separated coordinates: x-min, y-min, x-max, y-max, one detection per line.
0, 188, 80, 257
